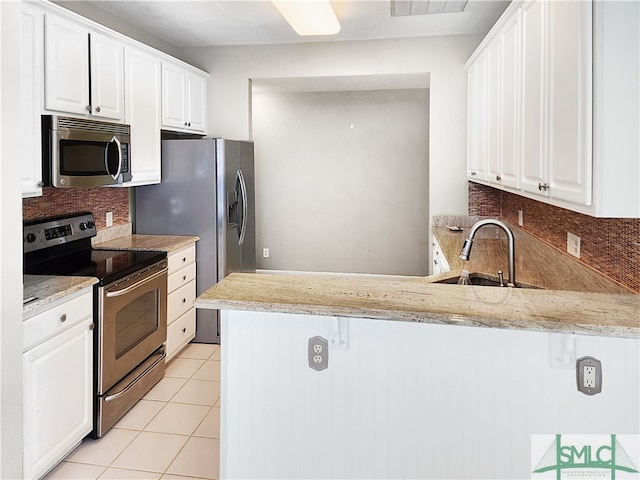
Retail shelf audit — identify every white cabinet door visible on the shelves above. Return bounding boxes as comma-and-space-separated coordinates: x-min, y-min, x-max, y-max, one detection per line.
486, 40, 501, 185
44, 13, 90, 115
520, 0, 547, 197
162, 61, 207, 133
186, 71, 207, 132
124, 46, 162, 186
498, 10, 520, 189
162, 61, 187, 130
23, 317, 93, 480
467, 50, 488, 181
546, 0, 592, 205
90, 32, 124, 120
21, 4, 44, 198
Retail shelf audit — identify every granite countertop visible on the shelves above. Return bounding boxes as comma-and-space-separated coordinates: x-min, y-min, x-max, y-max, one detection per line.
194, 216, 637, 338
94, 234, 200, 253
24, 232, 198, 317
23, 275, 98, 320
194, 272, 639, 338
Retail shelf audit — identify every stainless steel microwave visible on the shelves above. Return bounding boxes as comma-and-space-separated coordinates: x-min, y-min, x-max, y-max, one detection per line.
42, 115, 132, 188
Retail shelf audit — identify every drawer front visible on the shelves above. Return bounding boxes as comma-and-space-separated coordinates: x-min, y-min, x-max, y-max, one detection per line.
23, 290, 93, 352
168, 262, 196, 294
167, 280, 196, 324
168, 245, 196, 273
166, 308, 196, 361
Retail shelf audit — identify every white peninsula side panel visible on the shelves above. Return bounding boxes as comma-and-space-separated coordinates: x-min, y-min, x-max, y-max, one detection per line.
220, 310, 639, 479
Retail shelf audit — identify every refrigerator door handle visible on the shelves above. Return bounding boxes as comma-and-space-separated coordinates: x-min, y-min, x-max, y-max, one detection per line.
237, 169, 248, 246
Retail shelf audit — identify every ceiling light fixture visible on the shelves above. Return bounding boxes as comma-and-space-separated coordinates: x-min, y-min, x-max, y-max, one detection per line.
272, 0, 341, 36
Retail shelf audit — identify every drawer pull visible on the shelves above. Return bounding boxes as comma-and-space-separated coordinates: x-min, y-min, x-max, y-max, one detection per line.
182, 257, 187, 263
60, 314, 67, 323
89, 323, 95, 331
182, 327, 187, 333
183, 275, 187, 281
182, 298, 186, 303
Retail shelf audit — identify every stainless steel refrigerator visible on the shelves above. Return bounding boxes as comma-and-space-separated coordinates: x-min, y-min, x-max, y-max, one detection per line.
135, 138, 256, 343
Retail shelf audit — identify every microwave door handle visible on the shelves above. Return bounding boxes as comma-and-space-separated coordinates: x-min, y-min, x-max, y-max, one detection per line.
105, 136, 123, 180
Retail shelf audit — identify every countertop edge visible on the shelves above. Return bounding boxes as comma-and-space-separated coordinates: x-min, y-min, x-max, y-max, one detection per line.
194, 297, 639, 339
194, 273, 640, 340
23, 275, 98, 319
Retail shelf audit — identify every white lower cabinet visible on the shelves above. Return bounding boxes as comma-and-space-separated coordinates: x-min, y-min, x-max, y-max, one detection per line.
23, 289, 94, 480
166, 244, 197, 361
432, 235, 451, 276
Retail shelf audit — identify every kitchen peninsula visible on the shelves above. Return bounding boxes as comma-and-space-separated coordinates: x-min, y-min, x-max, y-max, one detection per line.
195, 219, 639, 479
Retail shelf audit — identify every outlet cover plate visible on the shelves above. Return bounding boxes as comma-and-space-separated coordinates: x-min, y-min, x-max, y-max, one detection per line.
567, 232, 581, 258
576, 356, 602, 395
308, 336, 328, 371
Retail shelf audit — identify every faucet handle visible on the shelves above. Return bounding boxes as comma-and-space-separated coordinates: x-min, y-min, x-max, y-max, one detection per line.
497, 270, 505, 287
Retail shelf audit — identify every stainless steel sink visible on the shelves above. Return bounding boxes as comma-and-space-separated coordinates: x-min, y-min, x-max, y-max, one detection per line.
433, 272, 541, 289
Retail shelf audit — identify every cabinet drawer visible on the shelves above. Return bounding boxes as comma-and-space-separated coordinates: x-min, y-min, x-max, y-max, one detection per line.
168, 281, 196, 324
168, 245, 196, 273
23, 290, 93, 352
166, 308, 196, 361
168, 262, 196, 294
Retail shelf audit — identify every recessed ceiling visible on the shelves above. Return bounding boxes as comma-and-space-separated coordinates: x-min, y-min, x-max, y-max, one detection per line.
82, 0, 510, 47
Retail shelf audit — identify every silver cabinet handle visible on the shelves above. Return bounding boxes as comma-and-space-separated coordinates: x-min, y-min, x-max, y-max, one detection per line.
538, 182, 550, 191
86, 105, 91, 112
496, 175, 501, 181
60, 314, 67, 322
36, 181, 44, 188
96, 106, 101, 113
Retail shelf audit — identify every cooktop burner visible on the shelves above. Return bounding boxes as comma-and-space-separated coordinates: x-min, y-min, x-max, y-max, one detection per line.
24, 212, 166, 285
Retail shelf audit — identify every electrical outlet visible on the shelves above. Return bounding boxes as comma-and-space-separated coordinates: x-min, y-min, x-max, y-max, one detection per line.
106, 211, 113, 227
263, 248, 270, 258
567, 232, 581, 258
576, 356, 602, 395
308, 336, 328, 371
518, 210, 524, 226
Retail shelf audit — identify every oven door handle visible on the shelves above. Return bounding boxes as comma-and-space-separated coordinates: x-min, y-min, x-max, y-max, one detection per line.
106, 267, 167, 298
103, 349, 166, 403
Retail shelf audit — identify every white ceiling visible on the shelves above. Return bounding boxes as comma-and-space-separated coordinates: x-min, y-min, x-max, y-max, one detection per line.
84, 0, 511, 47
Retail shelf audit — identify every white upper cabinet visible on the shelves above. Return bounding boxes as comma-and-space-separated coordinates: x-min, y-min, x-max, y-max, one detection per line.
521, 0, 592, 205
44, 13, 124, 120
519, 0, 546, 197
21, 3, 44, 198
467, 0, 639, 218
162, 60, 207, 133
90, 32, 125, 120
466, 50, 488, 181
124, 46, 162, 186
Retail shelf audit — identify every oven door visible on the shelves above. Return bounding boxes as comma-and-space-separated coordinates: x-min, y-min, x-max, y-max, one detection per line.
97, 260, 167, 395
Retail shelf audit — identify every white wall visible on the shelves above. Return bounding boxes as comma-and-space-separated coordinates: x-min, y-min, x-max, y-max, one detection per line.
0, 1, 25, 477
182, 34, 482, 265
252, 88, 430, 275
221, 310, 640, 479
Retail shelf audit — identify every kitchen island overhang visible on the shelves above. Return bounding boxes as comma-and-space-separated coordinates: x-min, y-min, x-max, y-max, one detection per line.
194, 272, 640, 339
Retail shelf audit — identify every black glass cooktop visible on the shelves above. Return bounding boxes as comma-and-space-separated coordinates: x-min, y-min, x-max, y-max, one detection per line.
25, 248, 166, 285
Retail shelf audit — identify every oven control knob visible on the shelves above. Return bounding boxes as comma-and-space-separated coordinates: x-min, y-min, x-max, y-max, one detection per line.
26, 233, 36, 243
79, 222, 87, 230
87, 221, 95, 229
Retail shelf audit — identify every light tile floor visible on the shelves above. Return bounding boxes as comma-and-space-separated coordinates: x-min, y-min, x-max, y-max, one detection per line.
45, 344, 221, 480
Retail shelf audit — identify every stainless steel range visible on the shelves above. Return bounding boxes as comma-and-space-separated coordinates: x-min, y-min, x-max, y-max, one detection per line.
24, 212, 168, 438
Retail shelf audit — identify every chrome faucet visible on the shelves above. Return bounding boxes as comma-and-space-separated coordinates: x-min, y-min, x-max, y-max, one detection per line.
459, 219, 517, 287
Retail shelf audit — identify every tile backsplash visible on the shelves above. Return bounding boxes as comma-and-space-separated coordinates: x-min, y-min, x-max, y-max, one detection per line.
23, 187, 130, 229
468, 182, 640, 293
